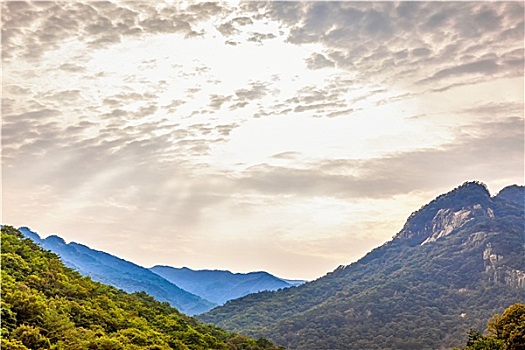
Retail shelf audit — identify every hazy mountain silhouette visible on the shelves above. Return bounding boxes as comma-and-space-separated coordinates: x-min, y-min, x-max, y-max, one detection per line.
150, 266, 305, 305
19, 227, 216, 315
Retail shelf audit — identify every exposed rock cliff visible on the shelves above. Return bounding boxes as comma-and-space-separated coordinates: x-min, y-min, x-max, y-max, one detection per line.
395, 181, 524, 289
395, 181, 521, 247
483, 242, 525, 289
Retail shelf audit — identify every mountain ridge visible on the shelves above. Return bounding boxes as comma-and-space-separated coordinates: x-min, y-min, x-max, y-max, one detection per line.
19, 227, 216, 315
18, 227, 306, 314
199, 182, 525, 349
150, 265, 305, 305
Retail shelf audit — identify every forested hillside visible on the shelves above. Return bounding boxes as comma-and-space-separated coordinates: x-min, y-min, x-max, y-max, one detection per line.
19, 227, 216, 315
0, 226, 283, 350
200, 182, 525, 349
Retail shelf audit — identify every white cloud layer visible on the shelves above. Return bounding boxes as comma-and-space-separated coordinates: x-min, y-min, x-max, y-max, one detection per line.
2, 1, 523, 280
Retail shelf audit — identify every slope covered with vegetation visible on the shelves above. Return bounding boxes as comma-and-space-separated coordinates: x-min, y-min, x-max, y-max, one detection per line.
200, 183, 525, 349
0, 226, 283, 350
19, 227, 216, 315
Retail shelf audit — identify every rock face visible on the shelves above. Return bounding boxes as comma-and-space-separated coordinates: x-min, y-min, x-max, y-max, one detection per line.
483, 242, 525, 289
420, 206, 490, 245
395, 182, 495, 245
394, 181, 524, 290
200, 181, 525, 350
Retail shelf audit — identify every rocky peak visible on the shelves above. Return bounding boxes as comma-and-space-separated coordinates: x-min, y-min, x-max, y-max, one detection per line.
494, 185, 524, 208
394, 181, 494, 245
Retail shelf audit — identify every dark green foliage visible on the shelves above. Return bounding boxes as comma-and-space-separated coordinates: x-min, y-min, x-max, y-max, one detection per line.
456, 303, 525, 350
0, 226, 283, 350
199, 183, 525, 349
462, 329, 505, 350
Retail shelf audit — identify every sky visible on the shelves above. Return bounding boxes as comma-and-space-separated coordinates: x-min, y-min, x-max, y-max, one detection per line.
2, 1, 524, 280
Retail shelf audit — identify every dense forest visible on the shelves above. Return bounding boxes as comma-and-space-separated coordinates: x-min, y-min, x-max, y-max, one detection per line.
0, 226, 283, 350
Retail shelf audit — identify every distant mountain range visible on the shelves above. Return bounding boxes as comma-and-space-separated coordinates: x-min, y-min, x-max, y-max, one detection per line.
19, 227, 215, 315
150, 266, 305, 305
199, 182, 525, 349
19, 227, 304, 315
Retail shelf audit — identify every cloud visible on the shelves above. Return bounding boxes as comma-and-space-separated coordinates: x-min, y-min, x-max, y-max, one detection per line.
421, 59, 500, 84
294, 102, 345, 114
229, 101, 249, 110
5, 85, 32, 95
326, 109, 355, 118
186, 2, 225, 19
2, 109, 63, 153
216, 123, 240, 137
272, 152, 302, 160
364, 117, 525, 189
306, 53, 335, 70
41, 90, 83, 102
135, 104, 158, 118
163, 99, 186, 113
271, 83, 357, 118
59, 63, 87, 73
260, 1, 524, 89
286, 85, 341, 105
247, 32, 277, 43
411, 47, 432, 58
209, 94, 233, 110
232, 17, 253, 26
216, 22, 238, 36
3, 114, 239, 238
139, 17, 192, 35
1, 1, 229, 62
234, 82, 269, 101
460, 101, 524, 117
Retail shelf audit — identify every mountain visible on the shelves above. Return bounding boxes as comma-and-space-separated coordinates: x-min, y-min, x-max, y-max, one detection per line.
19, 227, 216, 315
1, 226, 283, 350
199, 182, 525, 349
150, 266, 305, 305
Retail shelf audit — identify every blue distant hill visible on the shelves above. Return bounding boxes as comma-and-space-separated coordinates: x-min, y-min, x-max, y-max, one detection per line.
19, 227, 305, 315
150, 265, 306, 305
19, 227, 216, 315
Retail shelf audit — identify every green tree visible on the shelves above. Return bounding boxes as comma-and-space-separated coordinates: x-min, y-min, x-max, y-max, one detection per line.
463, 329, 504, 350
11, 325, 51, 350
487, 303, 525, 350
457, 303, 525, 350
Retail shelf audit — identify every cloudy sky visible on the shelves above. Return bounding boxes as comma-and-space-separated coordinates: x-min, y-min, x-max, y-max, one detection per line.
2, 1, 524, 280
